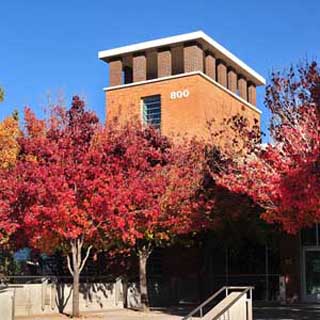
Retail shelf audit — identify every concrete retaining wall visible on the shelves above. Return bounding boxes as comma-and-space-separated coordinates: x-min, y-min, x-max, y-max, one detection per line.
0, 289, 15, 320
9, 280, 123, 317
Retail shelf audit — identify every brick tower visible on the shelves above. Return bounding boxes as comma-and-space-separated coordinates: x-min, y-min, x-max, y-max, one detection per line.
98, 31, 265, 139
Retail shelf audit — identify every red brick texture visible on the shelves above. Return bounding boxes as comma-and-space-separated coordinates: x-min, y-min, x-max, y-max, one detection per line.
205, 53, 216, 80
248, 83, 257, 105
158, 49, 172, 78
184, 45, 204, 73
106, 73, 260, 141
227, 69, 237, 93
133, 54, 147, 82
109, 59, 123, 86
238, 77, 248, 101
217, 61, 227, 87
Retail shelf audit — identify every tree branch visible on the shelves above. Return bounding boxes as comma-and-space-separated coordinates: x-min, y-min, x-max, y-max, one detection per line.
67, 254, 74, 276
79, 245, 93, 273
71, 239, 77, 273
77, 237, 83, 269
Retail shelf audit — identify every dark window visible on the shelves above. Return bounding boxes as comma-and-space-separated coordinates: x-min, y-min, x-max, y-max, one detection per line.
301, 225, 318, 246
142, 95, 161, 130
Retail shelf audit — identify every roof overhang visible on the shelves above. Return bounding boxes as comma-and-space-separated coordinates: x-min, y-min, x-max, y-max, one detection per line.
98, 31, 266, 86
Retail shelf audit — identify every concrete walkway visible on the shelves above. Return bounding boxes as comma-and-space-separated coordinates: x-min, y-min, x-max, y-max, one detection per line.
16, 309, 182, 320
254, 303, 320, 320
16, 303, 320, 319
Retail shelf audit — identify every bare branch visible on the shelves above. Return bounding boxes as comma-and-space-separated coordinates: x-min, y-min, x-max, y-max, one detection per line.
67, 254, 74, 276
77, 238, 82, 269
79, 245, 93, 273
71, 239, 77, 272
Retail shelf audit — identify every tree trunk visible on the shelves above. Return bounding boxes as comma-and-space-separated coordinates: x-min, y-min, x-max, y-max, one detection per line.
122, 276, 128, 309
67, 237, 92, 318
72, 268, 80, 317
138, 246, 152, 311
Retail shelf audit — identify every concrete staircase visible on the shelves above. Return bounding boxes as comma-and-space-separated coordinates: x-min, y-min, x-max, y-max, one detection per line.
182, 286, 253, 320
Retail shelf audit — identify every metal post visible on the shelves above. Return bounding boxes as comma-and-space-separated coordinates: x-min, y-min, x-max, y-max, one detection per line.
12, 288, 16, 320
265, 245, 269, 301
41, 277, 48, 311
247, 288, 253, 320
225, 248, 229, 285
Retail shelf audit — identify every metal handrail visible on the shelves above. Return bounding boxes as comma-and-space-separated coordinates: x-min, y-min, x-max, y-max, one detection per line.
182, 286, 254, 320
210, 287, 253, 320
182, 286, 227, 319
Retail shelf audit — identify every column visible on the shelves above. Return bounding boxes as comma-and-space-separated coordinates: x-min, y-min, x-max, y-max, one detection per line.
217, 60, 227, 87
133, 53, 147, 82
238, 77, 248, 101
157, 49, 172, 78
109, 58, 122, 86
227, 69, 237, 93
248, 83, 257, 105
184, 44, 204, 73
205, 53, 216, 80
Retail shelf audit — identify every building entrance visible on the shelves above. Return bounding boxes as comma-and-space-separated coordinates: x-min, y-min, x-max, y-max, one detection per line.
303, 247, 320, 302
301, 224, 320, 302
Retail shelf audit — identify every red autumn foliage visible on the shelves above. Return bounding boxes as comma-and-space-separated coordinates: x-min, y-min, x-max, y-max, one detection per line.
93, 120, 207, 309
2, 97, 104, 317
214, 62, 320, 234
0, 172, 18, 244
0, 96, 207, 314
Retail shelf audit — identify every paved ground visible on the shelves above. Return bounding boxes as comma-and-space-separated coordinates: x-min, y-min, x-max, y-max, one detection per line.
16, 304, 320, 319
16, 309, 182, 320
254, 303, 320, 320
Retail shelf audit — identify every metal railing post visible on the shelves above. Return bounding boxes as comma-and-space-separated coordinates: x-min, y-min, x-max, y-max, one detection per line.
12, 288, 16, 320
247, 288, 253, 320
183, 286, 254, 320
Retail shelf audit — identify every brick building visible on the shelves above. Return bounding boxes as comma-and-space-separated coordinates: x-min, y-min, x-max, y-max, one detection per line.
98, 32, 312, 304
99, 31, 264, 140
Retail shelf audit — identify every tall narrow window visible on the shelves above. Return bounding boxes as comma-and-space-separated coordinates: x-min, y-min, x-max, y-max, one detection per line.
142, 95, 161, 130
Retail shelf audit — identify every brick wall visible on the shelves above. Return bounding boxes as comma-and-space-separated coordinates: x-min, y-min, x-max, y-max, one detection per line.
106, 73, 260, 141
109, 59, 122, 86
227, 69, 237, 93
184, 44, 204, 73
238, 77, 248, 101
133, 54, 147, 82
217, 61, 227, 87
205, 53, 216, 80
158, 49, 172, 78
248, 83, 257, 105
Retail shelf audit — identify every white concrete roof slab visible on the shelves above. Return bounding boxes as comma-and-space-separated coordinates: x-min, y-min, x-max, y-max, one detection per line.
98, 31, 266, 86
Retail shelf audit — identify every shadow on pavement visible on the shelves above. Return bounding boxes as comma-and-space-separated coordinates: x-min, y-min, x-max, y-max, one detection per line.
152, 303, 320, 320
254, 303, 320, 320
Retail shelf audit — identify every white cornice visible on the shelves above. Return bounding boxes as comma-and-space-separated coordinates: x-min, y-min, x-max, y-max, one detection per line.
98, 31, 266, 86
104, 71, 262, 115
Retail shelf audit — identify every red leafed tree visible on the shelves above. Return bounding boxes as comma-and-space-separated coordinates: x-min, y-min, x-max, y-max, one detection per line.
6, 97, 116, 317
0, 111, 20, 246
5, 97, 207, 315
214, 62, 320, 234
0, 170, 19, 245
95, 121, 207, 310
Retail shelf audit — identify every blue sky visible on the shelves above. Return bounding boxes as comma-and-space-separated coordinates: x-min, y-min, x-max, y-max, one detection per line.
0, 0, 319, 135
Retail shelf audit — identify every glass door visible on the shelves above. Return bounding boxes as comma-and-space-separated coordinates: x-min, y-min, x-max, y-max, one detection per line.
303, 248, 320, 302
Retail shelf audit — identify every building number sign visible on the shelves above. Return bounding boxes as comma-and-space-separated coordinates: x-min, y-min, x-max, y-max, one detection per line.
170, 89, 190, 100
